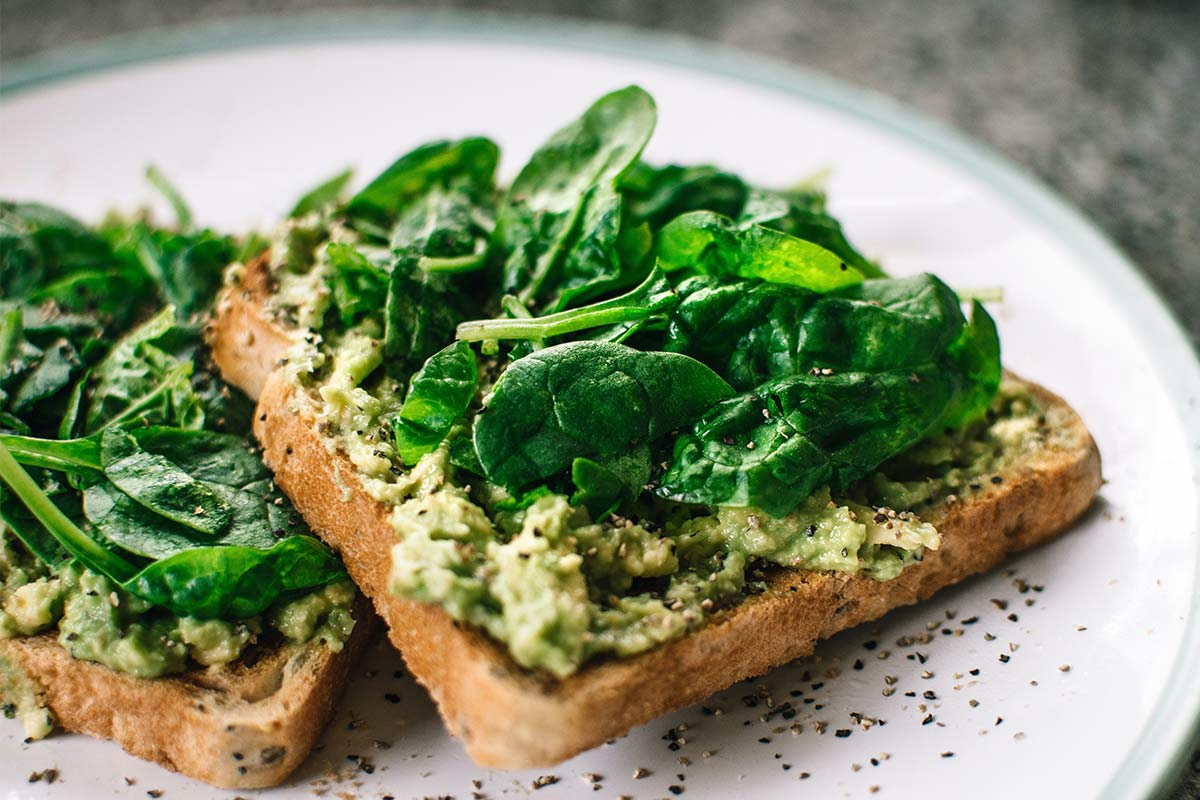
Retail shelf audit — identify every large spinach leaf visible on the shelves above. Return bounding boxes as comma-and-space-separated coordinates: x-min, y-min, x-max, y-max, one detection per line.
494, 86, 656, 310
656, 365, 963, 515
662, 273, 965, 390
473, 341, 733, 491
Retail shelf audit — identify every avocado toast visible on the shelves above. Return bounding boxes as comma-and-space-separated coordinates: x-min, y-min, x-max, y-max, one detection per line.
208, 86, 1102, 767
0, 194, 371, 787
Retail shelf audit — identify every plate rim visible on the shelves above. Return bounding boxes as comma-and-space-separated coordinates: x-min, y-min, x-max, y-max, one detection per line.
3, 11, 1198, 798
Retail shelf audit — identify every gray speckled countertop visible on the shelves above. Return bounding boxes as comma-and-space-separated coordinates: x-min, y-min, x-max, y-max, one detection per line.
3, 1, 1199, 796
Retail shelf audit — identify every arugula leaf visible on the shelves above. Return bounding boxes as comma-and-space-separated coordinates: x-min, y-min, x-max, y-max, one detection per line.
391, 341, 477, 466
346, 138, 499, 238
473, 341, 733, 491
289, 167, 354, 218
494, 86, 656, 310
657, 210, 864, 291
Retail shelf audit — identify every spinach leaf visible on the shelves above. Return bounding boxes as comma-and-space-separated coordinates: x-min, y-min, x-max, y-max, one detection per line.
289, 167, 354, 218
83, 307, 202, 433
657, 366, 961, 516
473, 341, 733, 491
327, 242, 388, 326
942, 300, 1002, 426
662, 273, 965, 390
145, 165, 194, 232
99, 429, 232, 537
346, 138, 499, 239
739, 186, 884, 279
622, 162, 748, 229
494, 86, 656, 310
129, 227, 235, 319
126, 535, 345, 619
569, 446, 652, 520
657, 210, 864, 292
390, 178, 496, 273
0, 202, 113, 299
0, 435, 344, 619
391, 341, 478, 466
384, 253, 468, 374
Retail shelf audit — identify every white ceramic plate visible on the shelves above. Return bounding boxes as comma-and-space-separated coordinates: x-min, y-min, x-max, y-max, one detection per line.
2, 13, 1198, 800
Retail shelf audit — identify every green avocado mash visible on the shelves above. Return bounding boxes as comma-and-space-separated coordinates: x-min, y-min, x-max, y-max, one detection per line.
0, 525, 356, 737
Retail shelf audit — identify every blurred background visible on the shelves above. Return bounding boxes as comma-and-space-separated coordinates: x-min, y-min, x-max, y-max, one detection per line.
3, 2, 1199, 796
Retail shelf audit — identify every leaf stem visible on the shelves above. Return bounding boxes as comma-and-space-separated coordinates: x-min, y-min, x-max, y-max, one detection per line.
0, 441, 137, 582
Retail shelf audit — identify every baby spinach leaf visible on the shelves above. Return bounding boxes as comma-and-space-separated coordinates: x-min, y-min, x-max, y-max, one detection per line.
663, 273, 965, 390
494, 86, 656, 310
622, 162, 748, 229
657, 210, 864, 292
390, 178, 496, 273
99, 429, 232, 537
122, 534, 344, 619
473, 341, 733, 491
391, 341, 478, 466
569, 445, 652, 520
145, 164, 194, 232
328, 242, 388, 326
384, 253, 468, 374
942, 300, 1002, 426
131, 228, 234, 319
83, 307, 202, 433
289, 167, 354, 218
739, 187, 884, 279
346, 138, 499, 238
0, 202, 114, 299
657, 366, 960, 515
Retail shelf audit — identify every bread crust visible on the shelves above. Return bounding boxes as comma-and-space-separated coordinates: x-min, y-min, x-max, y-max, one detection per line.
212, 257, 1103, 768
0, 596, 374, 789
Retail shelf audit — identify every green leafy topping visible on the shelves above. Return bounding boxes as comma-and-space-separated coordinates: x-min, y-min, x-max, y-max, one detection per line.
494, 86, 657, 311
391, 341, 478, 466
473, 341, 733, 491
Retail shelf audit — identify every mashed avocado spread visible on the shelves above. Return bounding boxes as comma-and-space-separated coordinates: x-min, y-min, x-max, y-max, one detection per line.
0, 526, 355, 738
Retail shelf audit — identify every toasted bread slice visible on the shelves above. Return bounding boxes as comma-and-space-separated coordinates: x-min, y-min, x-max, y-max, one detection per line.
210, 256, 1102, 769
0, 587, 374, 788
